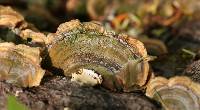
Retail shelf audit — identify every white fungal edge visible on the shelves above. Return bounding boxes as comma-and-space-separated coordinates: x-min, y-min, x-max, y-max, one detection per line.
71, 68, 103, 86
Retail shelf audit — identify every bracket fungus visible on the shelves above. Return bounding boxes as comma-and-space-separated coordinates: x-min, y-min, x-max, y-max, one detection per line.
0, 5, 27, 29
138, 38, 168, 56
0, 43, 45, 87
47, 20, 152, 92
87, 0, 114, 20
0, 5, 48, 48
146, 76, 200, 110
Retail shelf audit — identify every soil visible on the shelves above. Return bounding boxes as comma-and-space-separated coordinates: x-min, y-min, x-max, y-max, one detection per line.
0, 76, 161, 110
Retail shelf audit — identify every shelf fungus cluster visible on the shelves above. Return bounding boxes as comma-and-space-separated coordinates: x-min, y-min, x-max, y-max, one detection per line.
146, 76, 200, 110
1, 6, 200, 110
0, 5, 47, 48
48, 20, 152, 92
0, 5, 153, 92
0, 43, 45, 87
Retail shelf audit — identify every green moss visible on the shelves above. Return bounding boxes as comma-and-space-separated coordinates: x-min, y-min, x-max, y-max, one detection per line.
7, 95, 29, 110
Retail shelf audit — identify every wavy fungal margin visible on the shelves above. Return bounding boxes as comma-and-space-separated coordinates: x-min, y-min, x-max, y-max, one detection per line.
0, 43, 45, 87
146, 76, 200, 110
48, 20, 150, 91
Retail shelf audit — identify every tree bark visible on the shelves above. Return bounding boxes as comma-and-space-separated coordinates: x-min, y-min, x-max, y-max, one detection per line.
0, 76, 161, 110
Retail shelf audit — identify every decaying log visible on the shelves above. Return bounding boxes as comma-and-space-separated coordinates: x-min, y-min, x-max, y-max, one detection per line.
0, 76, 161, 110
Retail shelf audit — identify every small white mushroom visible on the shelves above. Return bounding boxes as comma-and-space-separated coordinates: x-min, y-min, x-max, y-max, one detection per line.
71, 68, 102, 86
